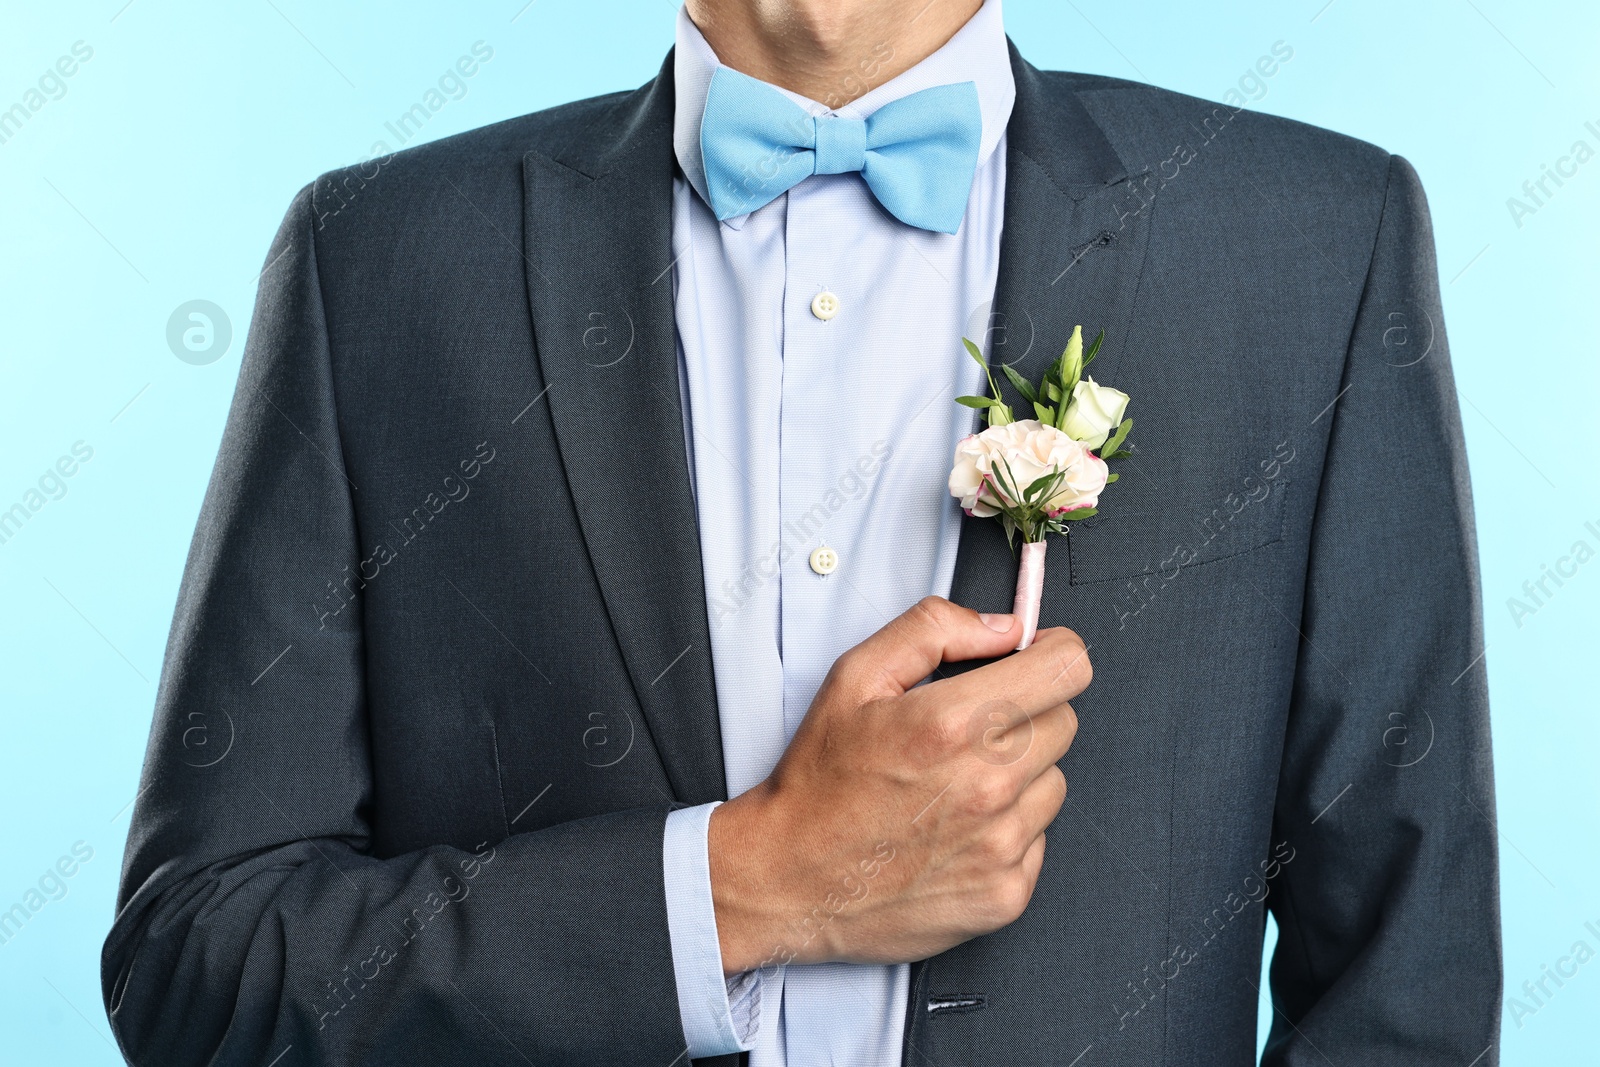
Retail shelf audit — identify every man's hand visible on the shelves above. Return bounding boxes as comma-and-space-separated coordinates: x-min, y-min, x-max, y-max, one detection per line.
708, 596, 1091, 974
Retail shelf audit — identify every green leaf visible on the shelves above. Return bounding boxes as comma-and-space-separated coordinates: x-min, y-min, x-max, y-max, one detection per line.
962, 336, 1009, 423
1103, 449, 1132, 460
955, 395, 1001, 409
990, 456, 1021, 501
1082, 328, 1105, 368
1044, 381, 1062, 403
1105, 472, 1119, 483
1061, 507, 1098, 521
1101, 417, 1133, 455
1032, 400, 1057, 424
1024, 470, 1063, 504
1001, 363, 1038, 405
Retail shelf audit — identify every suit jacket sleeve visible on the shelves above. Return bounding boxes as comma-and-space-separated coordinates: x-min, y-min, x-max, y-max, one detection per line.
1263, 155, 1503, 1064
101, 185, 693, 1066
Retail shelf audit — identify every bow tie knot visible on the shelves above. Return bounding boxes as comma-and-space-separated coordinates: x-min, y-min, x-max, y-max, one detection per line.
813, 114, 869, 175
699, 67, 983, 234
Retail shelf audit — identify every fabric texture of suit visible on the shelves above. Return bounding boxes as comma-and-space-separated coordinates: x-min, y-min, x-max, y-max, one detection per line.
103, 41, 1501, 1067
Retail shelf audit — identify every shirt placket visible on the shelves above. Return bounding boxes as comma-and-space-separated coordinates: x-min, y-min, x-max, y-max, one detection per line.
777, 179, 848, 741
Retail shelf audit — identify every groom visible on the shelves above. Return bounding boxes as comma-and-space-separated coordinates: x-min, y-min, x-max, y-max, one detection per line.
103, 0, 1501, 1064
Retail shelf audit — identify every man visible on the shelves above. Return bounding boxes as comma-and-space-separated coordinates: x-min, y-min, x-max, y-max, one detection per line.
102, 0, 1501, 1063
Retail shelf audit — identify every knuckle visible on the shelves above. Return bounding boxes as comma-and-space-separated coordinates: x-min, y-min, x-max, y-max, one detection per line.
989, 815, 1031, 864
907, 596, 949, 630
966, 774, 1011, 817
964, 699, 1027, 766
824, 650, 864, 693
925, 705, 968, 755
992, 870, 1036, 924
973, 831, 1006, 866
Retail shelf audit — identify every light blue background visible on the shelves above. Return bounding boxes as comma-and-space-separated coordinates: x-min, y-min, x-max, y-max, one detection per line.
1, 1, 1594, 1062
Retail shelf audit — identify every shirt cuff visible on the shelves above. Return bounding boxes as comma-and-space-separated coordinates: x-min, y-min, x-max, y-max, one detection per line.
663, 801, 766, 1057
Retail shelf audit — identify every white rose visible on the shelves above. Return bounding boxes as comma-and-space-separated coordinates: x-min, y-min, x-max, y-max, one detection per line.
1059, 376, 1130, 450
949, 419, 1109, 518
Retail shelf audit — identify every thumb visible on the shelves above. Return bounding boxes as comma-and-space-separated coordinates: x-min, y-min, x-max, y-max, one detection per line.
844, 596, 1018, 695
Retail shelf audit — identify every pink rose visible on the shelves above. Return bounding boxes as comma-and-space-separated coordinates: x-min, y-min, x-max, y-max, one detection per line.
948, 419, 1109, 518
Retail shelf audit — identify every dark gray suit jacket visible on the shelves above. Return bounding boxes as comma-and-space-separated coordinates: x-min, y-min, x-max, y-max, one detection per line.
103, 44, 1501, 1067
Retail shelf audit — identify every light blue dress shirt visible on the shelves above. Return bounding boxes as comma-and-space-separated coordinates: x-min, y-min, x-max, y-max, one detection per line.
662, 3, 1015, 1063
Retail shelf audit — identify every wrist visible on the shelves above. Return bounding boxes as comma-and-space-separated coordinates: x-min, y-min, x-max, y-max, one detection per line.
709, 783, 814, 974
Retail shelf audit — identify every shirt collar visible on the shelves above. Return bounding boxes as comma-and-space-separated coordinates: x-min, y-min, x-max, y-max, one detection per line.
672, 0, 1015, 229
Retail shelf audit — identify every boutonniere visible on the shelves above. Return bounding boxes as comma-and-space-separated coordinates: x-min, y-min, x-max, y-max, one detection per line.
948, 325, 1134, 649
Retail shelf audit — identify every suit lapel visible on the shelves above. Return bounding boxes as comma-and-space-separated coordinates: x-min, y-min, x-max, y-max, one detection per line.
520, 56, 728, 807
948, 44, 1157, 616
912, 46, 1157, 1054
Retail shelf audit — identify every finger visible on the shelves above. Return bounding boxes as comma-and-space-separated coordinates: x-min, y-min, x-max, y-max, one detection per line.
1005, 701, 1080, 787
838, 596, 1021, 695
1015, 764, 1068, 839
1019, 831, 1047, 888
963, 698, 1078, 783
938, 626, 1092, 723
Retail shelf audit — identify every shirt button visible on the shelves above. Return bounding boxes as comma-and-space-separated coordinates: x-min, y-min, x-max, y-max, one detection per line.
810, 291, 840, 321
808, 546, 839, 575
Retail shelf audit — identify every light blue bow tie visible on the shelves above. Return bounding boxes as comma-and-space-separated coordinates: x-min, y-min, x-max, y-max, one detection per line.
699, 67, 983, 235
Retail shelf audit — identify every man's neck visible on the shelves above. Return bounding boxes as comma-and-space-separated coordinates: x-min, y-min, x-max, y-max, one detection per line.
683, 0, 983, 108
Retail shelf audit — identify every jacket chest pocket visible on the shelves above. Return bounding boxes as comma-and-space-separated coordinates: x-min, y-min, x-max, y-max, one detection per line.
1065, 475, 1290, 586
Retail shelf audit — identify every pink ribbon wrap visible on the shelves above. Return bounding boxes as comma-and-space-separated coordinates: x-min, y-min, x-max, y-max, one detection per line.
1012, 540, 1047, 650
